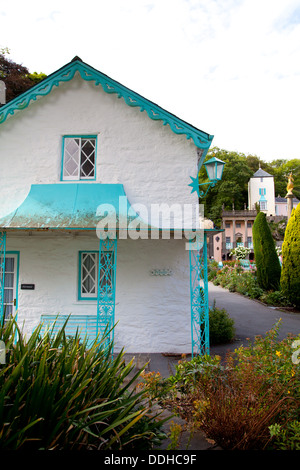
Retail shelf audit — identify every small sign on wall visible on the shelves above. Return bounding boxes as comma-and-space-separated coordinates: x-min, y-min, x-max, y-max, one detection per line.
21, 284, 35, 290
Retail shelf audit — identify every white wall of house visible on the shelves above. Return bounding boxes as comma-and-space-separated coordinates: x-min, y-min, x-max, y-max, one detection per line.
7, 233, 191, 353
0, 73, 198, 220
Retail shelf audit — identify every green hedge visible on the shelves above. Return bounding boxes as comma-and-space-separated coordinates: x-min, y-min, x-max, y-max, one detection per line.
252, 212, 281, 290
280, 203, 300, 308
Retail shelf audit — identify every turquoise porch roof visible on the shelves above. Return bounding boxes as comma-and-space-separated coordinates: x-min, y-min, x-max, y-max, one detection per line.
0, 183, 136, 230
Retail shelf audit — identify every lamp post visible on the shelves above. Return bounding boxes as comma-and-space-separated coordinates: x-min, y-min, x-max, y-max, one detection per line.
189, 156, 226, 198
188, 155, 225, 356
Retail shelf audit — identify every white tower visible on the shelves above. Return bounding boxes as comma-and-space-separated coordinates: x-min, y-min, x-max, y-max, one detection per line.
248, 168, 275, 216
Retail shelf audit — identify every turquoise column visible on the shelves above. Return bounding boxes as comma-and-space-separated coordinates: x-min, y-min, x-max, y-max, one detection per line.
96, 236, 117, 351
189, 233, 209, 356
0, 232, 6, 323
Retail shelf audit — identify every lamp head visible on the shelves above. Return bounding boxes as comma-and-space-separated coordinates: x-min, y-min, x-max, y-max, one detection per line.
204, 156, 225, 182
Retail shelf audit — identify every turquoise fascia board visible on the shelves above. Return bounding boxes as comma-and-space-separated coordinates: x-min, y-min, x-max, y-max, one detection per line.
0, 183, 134, 230
0, 57, 213, 150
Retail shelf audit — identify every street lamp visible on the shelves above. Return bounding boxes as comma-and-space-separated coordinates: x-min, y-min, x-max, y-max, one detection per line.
189, 156, 226, 198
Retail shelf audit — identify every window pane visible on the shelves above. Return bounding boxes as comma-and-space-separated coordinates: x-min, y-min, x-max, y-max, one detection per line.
80, 139, 95, 178
63, 138, 80, 179
81, 253, 97, 297
4, 289, 13, 303
4, 273, 14, 288
5, 257, 14, 273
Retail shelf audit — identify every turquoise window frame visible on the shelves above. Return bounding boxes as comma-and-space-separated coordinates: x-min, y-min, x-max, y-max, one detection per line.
2, 251, 20, 317
61, 135, 98, 182
78, 251, 98, 301
78, 250, 114, 301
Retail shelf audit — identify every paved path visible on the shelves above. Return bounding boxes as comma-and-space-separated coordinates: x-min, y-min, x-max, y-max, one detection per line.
208, 282, 300, 356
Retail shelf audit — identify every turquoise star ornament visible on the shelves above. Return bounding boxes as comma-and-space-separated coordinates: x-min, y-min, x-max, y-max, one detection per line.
188, 175, 200, 196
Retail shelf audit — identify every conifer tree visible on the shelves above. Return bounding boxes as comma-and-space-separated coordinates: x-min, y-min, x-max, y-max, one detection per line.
280, 204, 300, 308
252, 212, 281, 290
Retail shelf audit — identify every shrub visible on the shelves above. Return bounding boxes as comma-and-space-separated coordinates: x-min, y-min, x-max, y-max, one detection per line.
252, 212, 281, 290
209, 303, 235, 345
280, 203, 300, 308
144, 322, 300, 450
0, 318, 166, 450
260, 290, 290, 306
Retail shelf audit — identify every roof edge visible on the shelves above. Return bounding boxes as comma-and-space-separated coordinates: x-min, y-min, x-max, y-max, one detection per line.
0, 57, 213, 149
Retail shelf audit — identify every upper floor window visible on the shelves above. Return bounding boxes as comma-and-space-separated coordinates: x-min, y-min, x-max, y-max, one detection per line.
62, 136, 97, 181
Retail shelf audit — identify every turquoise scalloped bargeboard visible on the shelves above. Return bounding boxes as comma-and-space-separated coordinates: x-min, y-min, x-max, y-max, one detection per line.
0, 58, 213, 150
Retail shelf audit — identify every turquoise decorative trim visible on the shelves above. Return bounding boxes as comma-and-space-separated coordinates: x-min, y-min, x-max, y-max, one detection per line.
0, 232, 6, 323
97, 237, 117, 352
0, 57, 213, 149
189, 234, 209, 356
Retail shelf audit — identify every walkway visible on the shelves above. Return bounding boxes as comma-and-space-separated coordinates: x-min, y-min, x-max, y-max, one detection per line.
208, 282, 300, 353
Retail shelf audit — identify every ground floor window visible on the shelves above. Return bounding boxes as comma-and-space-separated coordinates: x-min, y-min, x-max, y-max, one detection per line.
79, 251, 114, 300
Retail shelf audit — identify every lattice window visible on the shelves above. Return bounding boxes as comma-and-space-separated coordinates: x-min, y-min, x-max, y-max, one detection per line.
79, 251, 113, 300
63, 136, 96, 180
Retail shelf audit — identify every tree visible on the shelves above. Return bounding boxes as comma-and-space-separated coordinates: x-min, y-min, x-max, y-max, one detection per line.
198, 147, 300, 228
280, 204, 300, 308
0, 51, 46, 102
252, 212, 281, 291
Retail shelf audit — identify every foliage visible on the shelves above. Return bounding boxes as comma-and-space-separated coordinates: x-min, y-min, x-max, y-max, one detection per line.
27, 71, 47, 85
210, 262, 293, 307
269, 420, 300, 450
199, 148, 253, 226
0, 53, 46, 102
259, 290, 290, 307
252, 212, 281, 290
230, 245, 251, 260
0, 317, 166, 450
208, 302, 235, 345
141, 322, 300, 450
280, 204, 300, 308
211, 263, 263, 299
198, 147, 300, 227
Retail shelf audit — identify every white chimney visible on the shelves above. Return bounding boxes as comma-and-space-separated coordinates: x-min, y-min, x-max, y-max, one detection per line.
0, 81, 6, 105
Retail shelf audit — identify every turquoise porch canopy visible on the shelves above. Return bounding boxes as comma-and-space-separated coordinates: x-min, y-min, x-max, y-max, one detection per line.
0, 183, 137, 230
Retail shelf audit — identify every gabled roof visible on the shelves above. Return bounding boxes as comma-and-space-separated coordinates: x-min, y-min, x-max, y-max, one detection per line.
0, 56, 213, 150
252, 168, 273, 178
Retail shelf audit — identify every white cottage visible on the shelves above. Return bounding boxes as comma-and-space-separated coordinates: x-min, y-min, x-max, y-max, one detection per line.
0, 57, 217, 355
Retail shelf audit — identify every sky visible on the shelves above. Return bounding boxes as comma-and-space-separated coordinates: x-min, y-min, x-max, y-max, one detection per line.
1, 0, 300, 162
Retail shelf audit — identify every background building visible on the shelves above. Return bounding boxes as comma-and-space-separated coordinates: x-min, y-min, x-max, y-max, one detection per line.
212, 168, 299, 262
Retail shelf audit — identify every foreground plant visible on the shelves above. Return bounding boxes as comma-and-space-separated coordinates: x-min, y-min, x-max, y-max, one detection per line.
0, 317, 166, 450
141, 322, 300, 450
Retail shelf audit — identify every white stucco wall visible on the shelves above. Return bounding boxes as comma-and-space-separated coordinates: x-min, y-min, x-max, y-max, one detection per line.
6, 233, 191, 353
0, 73, 199, 219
